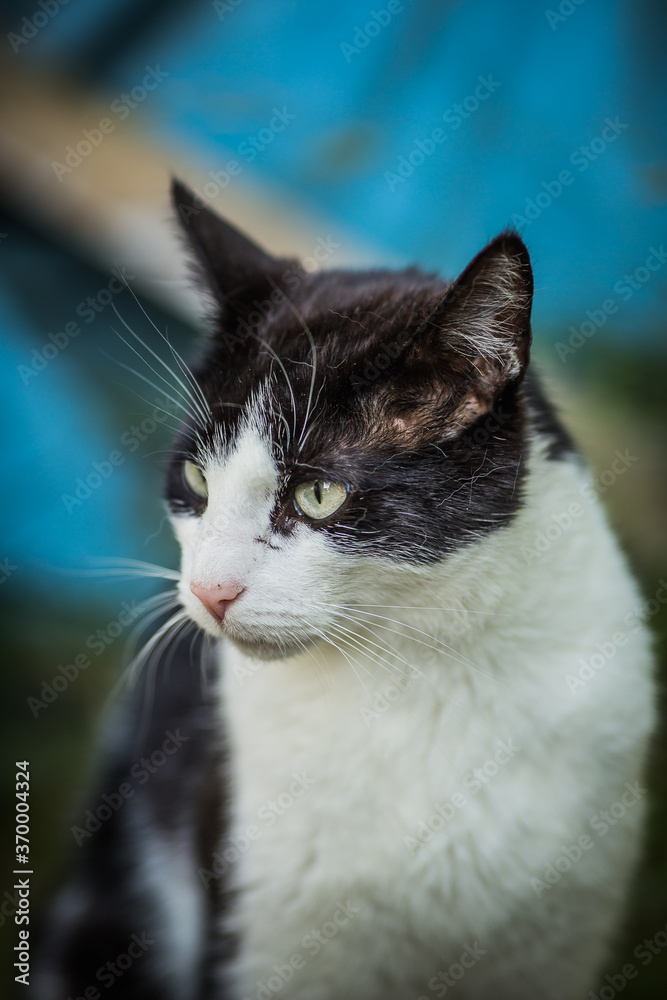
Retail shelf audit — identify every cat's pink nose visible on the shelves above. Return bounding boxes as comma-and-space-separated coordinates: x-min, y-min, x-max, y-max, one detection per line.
190, 580, 246, 623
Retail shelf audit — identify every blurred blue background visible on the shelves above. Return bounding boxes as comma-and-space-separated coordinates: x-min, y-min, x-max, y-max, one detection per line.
1, 0, 666, 581
0, 0, 665, 994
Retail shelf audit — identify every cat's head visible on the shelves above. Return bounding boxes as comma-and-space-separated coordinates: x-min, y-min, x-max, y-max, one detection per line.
167, 180, 534, 658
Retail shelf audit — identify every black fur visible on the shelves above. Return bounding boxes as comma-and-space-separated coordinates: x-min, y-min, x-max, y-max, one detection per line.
35, 622, 229, 1000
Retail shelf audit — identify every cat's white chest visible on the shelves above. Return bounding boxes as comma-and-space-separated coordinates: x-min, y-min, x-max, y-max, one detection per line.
216, 625, 628, 1000
208, 459, 656, 1000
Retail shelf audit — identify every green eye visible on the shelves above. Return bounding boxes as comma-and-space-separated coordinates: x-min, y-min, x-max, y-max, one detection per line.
294, 480, 347, 520
183, 460, 208, 499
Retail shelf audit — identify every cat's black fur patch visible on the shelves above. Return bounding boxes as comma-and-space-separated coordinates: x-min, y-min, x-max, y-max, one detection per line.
167, 180, 570, 563
35, 621, 231, 1000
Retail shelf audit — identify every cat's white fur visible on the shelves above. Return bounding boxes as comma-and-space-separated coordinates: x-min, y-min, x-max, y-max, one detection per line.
171, 420, 654, 1000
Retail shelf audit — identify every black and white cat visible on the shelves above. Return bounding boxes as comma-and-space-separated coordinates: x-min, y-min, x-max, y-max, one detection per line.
38, 180, 655, 1000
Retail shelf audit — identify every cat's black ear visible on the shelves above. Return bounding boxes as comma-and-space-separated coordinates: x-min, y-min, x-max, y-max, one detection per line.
171, 178, 286, 308
435, 232, 533, 384
384, 233, 533, 440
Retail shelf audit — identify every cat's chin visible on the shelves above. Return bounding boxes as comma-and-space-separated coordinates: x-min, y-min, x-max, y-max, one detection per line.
186, 608, 317, 660
227, 633, 313, 661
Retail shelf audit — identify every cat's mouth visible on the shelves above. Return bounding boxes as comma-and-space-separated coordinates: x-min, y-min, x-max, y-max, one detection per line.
222, 619, 317, 661
228, 632, 310, 661
189, 602, 318, 661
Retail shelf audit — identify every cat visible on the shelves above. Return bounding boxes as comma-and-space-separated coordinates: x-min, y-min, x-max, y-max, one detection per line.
36, 179, 655, 1000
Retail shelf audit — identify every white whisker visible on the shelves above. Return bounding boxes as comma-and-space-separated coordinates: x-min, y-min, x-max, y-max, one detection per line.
85, 558, 181, 582
110, 323, 207, 429
111, 300, 210, 427
113, 272, 212, 420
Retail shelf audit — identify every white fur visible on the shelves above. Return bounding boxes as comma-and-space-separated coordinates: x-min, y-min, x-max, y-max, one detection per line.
171, 427, 655, 999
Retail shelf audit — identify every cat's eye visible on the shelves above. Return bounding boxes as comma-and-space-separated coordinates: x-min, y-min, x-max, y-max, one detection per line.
293, 480, 347, 520
183, 460, 208, 499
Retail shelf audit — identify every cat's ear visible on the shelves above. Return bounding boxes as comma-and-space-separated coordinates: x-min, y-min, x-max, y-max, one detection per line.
383, 233, 533, 442
434, 232, 533, 387
171, 178, 286, 310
